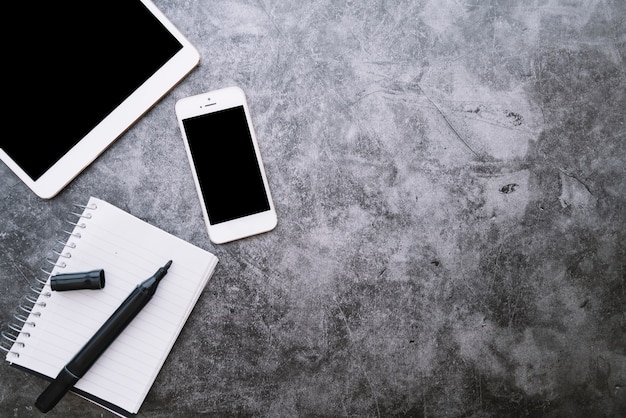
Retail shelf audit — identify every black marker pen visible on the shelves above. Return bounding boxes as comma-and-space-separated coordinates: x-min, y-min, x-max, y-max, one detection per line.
35, 260, 172, 413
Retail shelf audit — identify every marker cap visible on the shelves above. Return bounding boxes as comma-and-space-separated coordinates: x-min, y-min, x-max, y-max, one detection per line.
50, 270, 105, 291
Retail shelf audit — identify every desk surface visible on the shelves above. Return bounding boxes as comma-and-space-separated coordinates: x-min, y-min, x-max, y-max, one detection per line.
1, 1, 625, 416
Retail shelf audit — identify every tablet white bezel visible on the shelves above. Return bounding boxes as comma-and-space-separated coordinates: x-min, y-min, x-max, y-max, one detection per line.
0, 0, 199, 199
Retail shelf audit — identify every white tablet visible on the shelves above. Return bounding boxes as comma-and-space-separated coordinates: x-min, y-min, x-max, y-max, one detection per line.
1, 1, 200, 199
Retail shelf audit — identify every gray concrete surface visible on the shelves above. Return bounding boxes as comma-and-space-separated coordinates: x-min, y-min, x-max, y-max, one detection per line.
1, 1, 625, 416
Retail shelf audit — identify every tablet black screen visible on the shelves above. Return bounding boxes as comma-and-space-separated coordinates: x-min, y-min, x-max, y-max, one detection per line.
2, 2, 182, 180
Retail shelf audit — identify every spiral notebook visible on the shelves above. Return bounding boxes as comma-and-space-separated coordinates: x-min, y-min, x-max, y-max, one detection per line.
1, 197, 218, 417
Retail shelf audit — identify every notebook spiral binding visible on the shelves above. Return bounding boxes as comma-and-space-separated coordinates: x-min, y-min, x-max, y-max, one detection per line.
0, 202, 98, 358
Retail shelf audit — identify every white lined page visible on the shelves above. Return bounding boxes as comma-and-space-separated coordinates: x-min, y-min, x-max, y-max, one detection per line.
7, 197, 218, 415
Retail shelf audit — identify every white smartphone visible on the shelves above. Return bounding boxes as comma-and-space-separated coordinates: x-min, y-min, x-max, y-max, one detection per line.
175, 87, 277, 244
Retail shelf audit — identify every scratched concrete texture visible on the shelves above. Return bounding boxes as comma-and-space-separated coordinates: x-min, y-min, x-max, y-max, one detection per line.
1, 0, 625, 417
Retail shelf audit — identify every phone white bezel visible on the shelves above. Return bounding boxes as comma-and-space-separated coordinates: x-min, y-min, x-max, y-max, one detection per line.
176, 86, 277, 244
0, 0, 200, 199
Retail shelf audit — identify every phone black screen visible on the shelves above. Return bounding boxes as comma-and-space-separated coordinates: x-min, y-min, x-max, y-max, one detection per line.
182, 106, 270, 225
